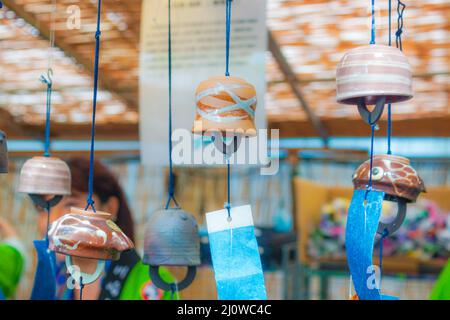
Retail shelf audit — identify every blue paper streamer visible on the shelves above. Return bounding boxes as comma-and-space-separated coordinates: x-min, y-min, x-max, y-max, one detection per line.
30, 239, 57, 300
346, 189, 384, 300
209, 226, 266, 300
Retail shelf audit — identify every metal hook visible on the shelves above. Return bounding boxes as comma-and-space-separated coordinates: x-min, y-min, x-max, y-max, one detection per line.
357, 96, 386, 125
377, 196, 407, 236
29, 194, 63, 210
211, 132, 242, 156
40, 69, 53, 86
149, 266, 197, 292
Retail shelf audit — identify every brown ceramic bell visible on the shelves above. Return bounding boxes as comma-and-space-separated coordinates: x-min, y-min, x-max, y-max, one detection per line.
0, 130, 8, 174
352, 154, 425, 203
17, 156, 71, 196
48, 207, 134, 260
193, 76, 257, 137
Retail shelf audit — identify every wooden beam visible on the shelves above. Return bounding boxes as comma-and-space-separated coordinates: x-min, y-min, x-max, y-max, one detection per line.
2, 0, 138, 109
268, 29, 329, 145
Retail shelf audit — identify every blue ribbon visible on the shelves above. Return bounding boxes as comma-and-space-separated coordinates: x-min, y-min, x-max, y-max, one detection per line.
208, 224, 266, 300
346, 189, 384, 300
30, 239, 57, 300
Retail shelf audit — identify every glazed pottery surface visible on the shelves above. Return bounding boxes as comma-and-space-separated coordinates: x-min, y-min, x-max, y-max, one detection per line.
48, 207, 134, 260
193, 76, 257, 136
336, 45, 413, 105
0, 131, 8, 173
143, 208, 201, 267
18, 156, 71, 195
353, 154, 425, 202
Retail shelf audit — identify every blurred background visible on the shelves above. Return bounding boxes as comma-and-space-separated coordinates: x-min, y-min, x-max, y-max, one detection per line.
0, 0, 449, 299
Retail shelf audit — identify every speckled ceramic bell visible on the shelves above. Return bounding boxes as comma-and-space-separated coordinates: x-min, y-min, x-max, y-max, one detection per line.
17, 156, 71, 196
48, 207, 134, 260
143, 208, 200, 291
0, 131, 8, 174
336, 45, 413, 124
353, 154, 425, 235
193, 76, 257, 137
353, 154, 425, 203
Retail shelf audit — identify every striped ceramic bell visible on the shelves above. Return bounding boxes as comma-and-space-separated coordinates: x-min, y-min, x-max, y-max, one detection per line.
0, 131, 8, 173
143, 208, 200, 291
336, 45, 413, 124
193, 76, 257, 137
18, 156, 71, 196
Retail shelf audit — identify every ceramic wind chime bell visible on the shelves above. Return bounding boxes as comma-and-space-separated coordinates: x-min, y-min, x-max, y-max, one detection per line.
0, 130, 8, 173
48, 207, 134, 284
193, 76, 257, 154
143, 208, 201, 291
18, 156, 71, 207
353, 154, 425, 235
336, 45, 413, 124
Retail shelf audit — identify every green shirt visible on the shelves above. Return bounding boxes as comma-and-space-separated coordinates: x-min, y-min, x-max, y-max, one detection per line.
0, 239, 25, 299
119, 261, 180, 300
430, 259, 450, 300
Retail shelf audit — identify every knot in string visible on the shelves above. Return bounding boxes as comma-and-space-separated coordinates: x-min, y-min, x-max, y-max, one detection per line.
396, 0, 406, 51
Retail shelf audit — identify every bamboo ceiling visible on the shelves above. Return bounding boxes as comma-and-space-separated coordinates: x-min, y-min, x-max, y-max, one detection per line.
0, 0, 449, 139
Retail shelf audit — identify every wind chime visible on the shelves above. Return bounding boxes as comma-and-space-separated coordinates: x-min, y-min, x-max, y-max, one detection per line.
143, 0, 201, 295
47, 0, 133, 299
17, 0, 71, 230
194, 0, 266, 300
339, 0, 425, 300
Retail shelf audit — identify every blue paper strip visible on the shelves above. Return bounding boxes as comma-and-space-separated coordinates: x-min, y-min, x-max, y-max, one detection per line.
30, 240, 57, 300
346, 190, 384, 300
207, 206, 267, 300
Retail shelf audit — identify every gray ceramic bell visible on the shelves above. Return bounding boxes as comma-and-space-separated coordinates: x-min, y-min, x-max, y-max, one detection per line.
143, 208, 201, 291
0, 131, 8, 174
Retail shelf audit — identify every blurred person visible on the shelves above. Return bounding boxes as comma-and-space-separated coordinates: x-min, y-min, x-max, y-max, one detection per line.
36, 157, 177, 300
0, 217, 25, 299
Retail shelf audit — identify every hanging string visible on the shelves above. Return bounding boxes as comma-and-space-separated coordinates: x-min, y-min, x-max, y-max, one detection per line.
85, 0, 103, 212
365, 122, 377, 200
370, 0, 376, 44
79, 277, 84, 301
40, 0, 56, 158
223, 0, 233, 218
395, 0, 406, 51
378, 229, 388, 289
165, 0, 179, 210
44, 202, 51, 247
225, 0, 232, 77
386, 0, 392, 155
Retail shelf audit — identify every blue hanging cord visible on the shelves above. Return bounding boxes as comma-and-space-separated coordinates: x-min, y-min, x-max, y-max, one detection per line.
387, 0, 392, 155
225, 159, 231, 219
223, 0, 233, 218
40, 70, 53, 157
85, 0, 103, 212
225, 0, 232, 77
79, 277, 84, 300
365, 122, 377, 200
370, 0, 376, 44
395, 0, 406, 51
165, 0, 179, 210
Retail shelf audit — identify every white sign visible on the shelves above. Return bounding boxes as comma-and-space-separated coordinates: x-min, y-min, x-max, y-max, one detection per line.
139, 0, 267, 166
